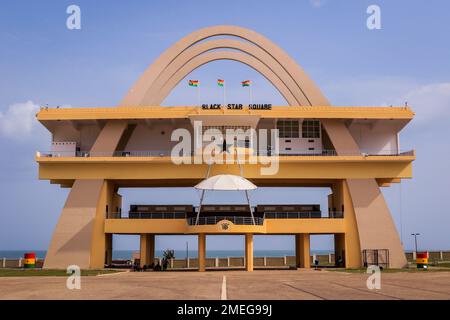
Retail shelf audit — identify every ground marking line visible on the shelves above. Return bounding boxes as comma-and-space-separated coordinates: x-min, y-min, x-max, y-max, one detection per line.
329, 281, 402, 300
96, 270, 130, 277
381, 282, 450, 297
221, 276, 227, 300
282, 282, 326, 300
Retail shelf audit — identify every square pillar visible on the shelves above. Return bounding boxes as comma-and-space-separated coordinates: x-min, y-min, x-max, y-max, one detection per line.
198, 234, 206, 272
148, 234, 155, 265
334, 233, 345, 267
105, 233, 113, 266
140, 234, 155, 267
295, 234, 310, 268
245, 234, 254, 272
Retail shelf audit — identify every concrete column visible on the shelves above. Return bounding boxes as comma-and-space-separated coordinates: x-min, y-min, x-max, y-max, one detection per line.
245, 234, 254, 272
2, 258, 5, 268
227, 257, 230, 267
198, 234, 206, 272
295, 234, 310, 268
140, 234, 148, 268
148, 234, 155, 266
263, 256, 267, 266
283, 256, 287, 266
215, 257, 219, 267
105, 233, 113, 266
140, 234, 155, 267
186, 258, 190, 268
18, 258, 22, 268
334, 233, 346, 267
440, 251, 444, 260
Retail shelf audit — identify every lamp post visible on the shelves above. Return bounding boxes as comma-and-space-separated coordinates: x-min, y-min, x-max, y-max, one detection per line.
411, 233, 420, 253
186, 241, 189, 260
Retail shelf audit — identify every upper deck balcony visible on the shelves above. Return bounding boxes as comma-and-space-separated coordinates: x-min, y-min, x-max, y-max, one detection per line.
104, 204, 346, 235
36, 148, 415, 158
35, 148, 415, 185
35, 105, 415, 185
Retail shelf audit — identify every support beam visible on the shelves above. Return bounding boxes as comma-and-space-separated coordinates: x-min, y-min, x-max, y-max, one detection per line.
43, 179, 109, 269
105, 233, 113, 266
334, 233, 345, 267
198, 234, 206, 272
295, 234, 310, 268
148, 234, 155, 265
346, 179, 407, 268
140, 234, 155, 267
245, 233, 254, 271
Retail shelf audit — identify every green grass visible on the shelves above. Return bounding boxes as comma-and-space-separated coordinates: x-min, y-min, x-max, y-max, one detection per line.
434, 262, 450, 268
0, 268, 120, 277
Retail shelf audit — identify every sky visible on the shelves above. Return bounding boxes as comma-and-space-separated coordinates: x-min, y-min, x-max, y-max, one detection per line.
1, 0, 450, 254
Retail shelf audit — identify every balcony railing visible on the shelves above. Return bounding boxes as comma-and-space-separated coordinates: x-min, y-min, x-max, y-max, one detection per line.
109, 212, 186, 219
264, 211, 344, 219
37, 149, 414, 158
109, 211, 343, 221
187, 216, 264, 226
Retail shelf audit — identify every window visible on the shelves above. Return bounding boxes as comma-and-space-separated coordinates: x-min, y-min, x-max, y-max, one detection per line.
302, 120, 321, 138
277, 120, 300, 138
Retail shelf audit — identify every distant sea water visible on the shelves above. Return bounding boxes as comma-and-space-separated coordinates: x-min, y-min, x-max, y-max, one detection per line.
0, 249, 333, 260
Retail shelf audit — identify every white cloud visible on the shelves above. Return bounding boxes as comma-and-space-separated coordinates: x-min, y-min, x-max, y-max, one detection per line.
401, 83, 450, 125
310, 0, 326, 8
0, 101, 40, 138
324, 77, 450, 126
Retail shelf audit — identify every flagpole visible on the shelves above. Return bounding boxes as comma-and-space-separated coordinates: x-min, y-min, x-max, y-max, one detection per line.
197, 85, 200, 106
249, 85, 253, 105
223, 82, 226, 107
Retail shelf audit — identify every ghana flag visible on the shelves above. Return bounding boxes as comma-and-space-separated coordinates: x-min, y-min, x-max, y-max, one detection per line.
188, 80, 199, 87
241, 80, 251, 87
217, 79, 225, 87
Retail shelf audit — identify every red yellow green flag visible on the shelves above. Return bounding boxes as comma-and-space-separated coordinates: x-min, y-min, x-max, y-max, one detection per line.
241, 80, 251, 87
188, 80, 199, 87
217, 79, 225, 87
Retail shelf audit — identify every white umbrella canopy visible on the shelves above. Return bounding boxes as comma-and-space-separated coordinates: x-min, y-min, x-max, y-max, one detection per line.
194, 174, 257, 191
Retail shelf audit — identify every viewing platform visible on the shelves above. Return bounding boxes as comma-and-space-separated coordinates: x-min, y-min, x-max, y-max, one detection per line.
104, 204, 345, 235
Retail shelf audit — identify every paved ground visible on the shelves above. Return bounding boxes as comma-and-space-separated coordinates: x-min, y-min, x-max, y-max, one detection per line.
1, 269, 450, 300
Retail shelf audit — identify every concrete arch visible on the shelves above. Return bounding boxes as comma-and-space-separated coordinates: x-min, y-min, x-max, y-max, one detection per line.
143, 38, 309, 105
43, 25, 408, 270
154, 51, 298, 106
121, 25, 329, 106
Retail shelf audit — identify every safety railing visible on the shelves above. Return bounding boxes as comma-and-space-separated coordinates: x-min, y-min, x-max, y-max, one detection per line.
187, 216, 264, 225
37, 150, 174, 158
109, 212, 344, 220
37, 149, 414, 158
109, 212, 186, 219
264, 211, 344, 219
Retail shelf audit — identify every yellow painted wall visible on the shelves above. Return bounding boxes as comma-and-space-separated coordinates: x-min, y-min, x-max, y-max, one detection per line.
38, 159, 413, 181
104, 218, 345, 235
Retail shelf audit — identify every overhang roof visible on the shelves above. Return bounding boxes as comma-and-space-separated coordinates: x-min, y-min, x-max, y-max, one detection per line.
36, 105, 415, 122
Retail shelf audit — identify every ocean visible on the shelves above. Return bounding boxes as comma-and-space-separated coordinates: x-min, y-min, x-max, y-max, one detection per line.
0, 249, 333, 260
